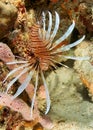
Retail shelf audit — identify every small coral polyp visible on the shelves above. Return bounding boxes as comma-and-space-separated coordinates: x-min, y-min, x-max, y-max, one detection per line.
4, 11, 86, 117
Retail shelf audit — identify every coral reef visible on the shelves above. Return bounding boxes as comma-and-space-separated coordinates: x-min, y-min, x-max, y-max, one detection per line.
0, 0, 93, 130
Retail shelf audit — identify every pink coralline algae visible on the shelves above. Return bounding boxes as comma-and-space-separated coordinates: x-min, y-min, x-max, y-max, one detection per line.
0, 42, 15, 69
0, 92, 53, 129
0, 92, 31, 121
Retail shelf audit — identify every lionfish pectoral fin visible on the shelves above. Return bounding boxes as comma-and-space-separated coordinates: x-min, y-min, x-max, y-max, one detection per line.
3, 64, 29, 83
6, 67, 30, 94
41, 70, 51, 114
51, 59, 69, 68
30, 72, 38, 118
50, 11, 60, 42
6, 60, 28, 65
12, 70, 34, 99
61, 35, 85, 51
42, 12, 46, 31
54, 20, 75, 46
42, 12, 46, 39
63, 55, 90, 60
46, 11, 52, 40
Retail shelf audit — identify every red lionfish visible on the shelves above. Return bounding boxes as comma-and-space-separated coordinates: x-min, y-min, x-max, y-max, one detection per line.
3, 11, 89, 118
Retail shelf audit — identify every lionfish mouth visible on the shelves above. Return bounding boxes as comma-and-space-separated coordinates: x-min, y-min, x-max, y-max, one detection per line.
3, 11, 89, 118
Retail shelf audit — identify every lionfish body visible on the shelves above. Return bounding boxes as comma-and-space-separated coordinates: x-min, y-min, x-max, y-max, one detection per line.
4, 11, 87, 118
30, 23, 52, 71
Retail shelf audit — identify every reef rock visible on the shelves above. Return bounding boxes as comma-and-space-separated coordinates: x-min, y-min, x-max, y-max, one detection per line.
74, 40, 93, 99
0, 1, 17, 39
